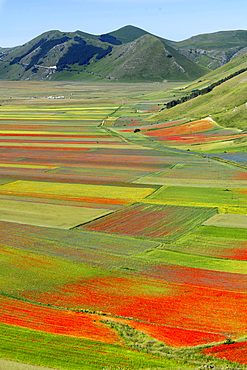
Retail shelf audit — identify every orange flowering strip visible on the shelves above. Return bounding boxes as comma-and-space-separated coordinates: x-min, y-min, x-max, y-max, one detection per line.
143, 119, 216, 137
24, 275, 247, 345
106, 317, 225, 347
0, 296, 119, 344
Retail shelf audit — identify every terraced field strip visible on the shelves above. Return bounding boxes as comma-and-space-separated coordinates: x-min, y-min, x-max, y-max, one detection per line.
117, 119, 188, 132
0, 142, 149, 150
0, 130, 111, 135
0, 220, 159, 260
173, 225, 247, 261
0, 106, 119, 111
134, 176, 247, 188
0, 324, 193, 370
81, 203, 216, 241
144, 185, 247, 214
140, 249, 247, 274
203, 213, 247, 228
157, 133, 247, 147
136, 117, 247, 148
0, 106, 118, 123
0, 199, 113, 229
0, 358, 53, 370
0, 163, 58, 170
0, 180, 155, 204
134, 157, 247, 188
0, 296, 119, 343
142, 119, 217, 137
0, 242, 114, 297
203, 341, 247, 365
140, 263, 247, 292
105, 316, 226, 347
48, 166, 156, 184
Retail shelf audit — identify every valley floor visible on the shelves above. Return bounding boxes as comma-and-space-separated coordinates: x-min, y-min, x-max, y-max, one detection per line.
0, 81, 247, 369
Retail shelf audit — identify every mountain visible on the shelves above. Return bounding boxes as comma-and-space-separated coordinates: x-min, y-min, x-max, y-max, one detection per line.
1, 26, 246, 82
109, 25, 149, 44
170, 30, 247, 69
0, 26, 209, 82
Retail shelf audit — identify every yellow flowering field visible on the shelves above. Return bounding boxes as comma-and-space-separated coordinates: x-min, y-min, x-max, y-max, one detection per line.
0, 180, 155, 204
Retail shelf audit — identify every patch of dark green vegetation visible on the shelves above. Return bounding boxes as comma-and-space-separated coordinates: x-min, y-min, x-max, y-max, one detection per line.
74, 35, 84, 43
57, 41, 112, 71
99, 34, 122, 45
0, 323, 194, 370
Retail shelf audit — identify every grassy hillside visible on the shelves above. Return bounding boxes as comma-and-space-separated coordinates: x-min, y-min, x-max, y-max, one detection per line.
152, 69, 247, 130
133, 52, 247, 101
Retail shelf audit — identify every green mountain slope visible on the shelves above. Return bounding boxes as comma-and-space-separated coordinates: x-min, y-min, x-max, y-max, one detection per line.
152, 53, 247, 130
170, 30, 247, 69
0, 26, 209, 82
83, 34, 209, 82
109, 25, 149, 44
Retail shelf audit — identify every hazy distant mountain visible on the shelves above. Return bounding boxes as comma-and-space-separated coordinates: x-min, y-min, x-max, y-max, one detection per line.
1, 26, 246, 82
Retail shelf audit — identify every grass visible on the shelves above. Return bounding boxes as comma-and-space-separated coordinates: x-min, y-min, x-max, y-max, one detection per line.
0, 323, 195, 370
194, 225, 247, 240
0, 244, 110, 295
137, 248, 247, 274
0, 199, 113, 229
152, 71, 247, 132
171, 225, 247, 260
203, 214, 247, 228
145, 185, 247, 214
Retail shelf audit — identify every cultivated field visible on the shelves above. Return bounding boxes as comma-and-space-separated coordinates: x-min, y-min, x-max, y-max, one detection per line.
0, 80, 247, 369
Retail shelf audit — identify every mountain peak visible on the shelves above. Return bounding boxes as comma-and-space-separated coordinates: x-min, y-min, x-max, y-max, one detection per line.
109, 25, 149, 44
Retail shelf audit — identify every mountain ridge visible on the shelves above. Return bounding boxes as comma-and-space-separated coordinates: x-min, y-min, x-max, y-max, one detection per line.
0, 26, 246, 82
170, 29, 247, 69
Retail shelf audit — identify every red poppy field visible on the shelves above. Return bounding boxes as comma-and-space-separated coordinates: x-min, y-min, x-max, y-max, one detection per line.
0, 81, 247, 369
203, 341, 247, 365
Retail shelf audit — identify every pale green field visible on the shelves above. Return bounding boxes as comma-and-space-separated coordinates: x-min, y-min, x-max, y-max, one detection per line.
203, 213, 247, 228
0, 358, 55, 370
0, 199, 113, 229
